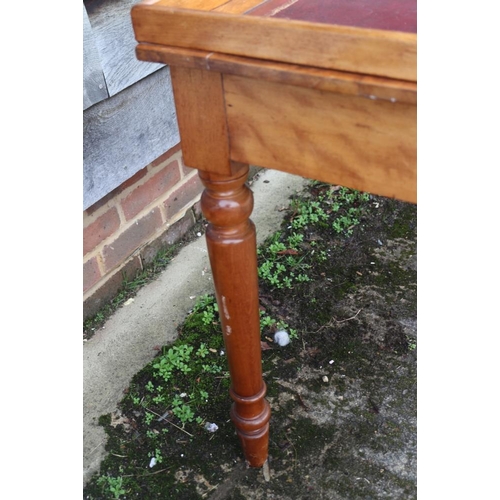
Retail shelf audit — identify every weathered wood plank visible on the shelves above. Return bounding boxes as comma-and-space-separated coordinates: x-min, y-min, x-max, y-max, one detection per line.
86, 0, 163, 97
83, 5, 108, 110
170, 67, 232, 174
224, 74, 416, 202
131, 5, 416, 81
83, 67, 180, 210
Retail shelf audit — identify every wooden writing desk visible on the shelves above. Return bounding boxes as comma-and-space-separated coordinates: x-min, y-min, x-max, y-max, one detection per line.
131, 0, 416, 468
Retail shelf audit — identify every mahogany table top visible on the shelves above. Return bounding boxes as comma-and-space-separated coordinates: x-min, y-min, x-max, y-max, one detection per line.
132, 0, 417, 82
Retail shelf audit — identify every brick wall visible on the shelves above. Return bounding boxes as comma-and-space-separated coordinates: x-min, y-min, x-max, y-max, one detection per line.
83, 144, 204, 319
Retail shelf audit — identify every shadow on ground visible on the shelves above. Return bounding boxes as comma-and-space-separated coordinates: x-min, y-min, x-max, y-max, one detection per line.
84, 183, 416, 499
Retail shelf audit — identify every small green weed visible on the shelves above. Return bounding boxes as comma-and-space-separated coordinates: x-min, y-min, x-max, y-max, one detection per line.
171, 398, 195, 425
257, 185, 370, 292
153, 344, 194, 383
258, 232, 312, 289
202, 363, 223, 374
259, 311, 298, 340
96, 475, 126, 499
290, 198, 329, 229
196, 343, 209, 358
327, 186, 370, 236
149, 448, 164, 464
191, 294, 220, 325
407, 336, 417, 351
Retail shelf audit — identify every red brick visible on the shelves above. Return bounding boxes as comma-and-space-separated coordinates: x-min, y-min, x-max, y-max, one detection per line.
141, 210, 196, 264
83, 257, 102, 293
83, 207, 121, 256
102, 208, 163, 272
164, 174, 204, 220
83, 256, 141, 320
179, 154, 197, 177
120, 167, 148, 192
150, 143, 182, 168
85, 168, 148, 216
85, 146, 182, 216
121, 160, 181, 221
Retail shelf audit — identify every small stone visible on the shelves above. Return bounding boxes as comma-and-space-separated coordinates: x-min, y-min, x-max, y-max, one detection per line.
322, 376, 329, 383
274, 330, 290, 346
204, 422, 219, 433
262, 460, 271, 482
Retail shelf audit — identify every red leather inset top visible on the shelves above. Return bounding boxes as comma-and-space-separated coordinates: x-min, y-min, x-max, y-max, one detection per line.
248, 0, 417, 33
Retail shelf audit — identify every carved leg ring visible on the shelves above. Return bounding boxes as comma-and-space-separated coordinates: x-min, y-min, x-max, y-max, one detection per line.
199, 162, 271, 467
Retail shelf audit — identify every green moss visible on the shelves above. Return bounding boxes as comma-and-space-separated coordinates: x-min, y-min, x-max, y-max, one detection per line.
384, 201, 417, 239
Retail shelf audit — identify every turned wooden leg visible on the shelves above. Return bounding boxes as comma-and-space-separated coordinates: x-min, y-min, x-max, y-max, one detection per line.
199, 162, 270, 467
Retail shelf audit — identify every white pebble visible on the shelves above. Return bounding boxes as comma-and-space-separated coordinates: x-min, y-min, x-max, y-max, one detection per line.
322, 376, 329, 383
274, 330, 290, 346
329, 360, 334, 364
149, 457, 157, 468
204, 422, 219, 433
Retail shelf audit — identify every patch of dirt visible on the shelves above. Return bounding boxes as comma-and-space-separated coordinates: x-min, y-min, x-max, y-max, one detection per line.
84, 184, 416, 499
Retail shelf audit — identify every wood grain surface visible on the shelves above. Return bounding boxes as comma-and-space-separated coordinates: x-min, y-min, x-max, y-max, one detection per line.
83, 4, 108, 109
136, 44, 417, 105
214, 0, 268, 13
86, 0, 163, 97
170, 67, 232, 174
83, 67, 180, 210
199, 162, 271, 467
132, 5, 416, 81
224, 74, 416, 202
136, 0, 266, 10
